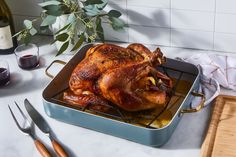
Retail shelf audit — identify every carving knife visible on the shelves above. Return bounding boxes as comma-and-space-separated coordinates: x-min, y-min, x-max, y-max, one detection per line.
24, 99, 69, 157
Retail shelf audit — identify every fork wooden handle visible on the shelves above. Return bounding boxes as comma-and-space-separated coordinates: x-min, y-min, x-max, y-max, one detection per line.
52, 139, 69, 157
34, 140, 52, 157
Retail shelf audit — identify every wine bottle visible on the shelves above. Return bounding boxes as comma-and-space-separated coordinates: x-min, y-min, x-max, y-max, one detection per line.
0, 0, 17, 55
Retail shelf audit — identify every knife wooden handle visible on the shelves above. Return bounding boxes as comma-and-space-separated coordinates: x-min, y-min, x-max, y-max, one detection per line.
34, 140, 52, 157
52, 139, 69, 157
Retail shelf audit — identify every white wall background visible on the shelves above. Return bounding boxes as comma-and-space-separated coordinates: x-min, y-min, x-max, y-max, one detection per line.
6, 0, 236, 53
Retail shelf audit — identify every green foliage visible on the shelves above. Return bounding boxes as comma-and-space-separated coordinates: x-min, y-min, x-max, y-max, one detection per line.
24, 20, 33, 29
54, 23, 71, 35
96, 17, 104, 42
108, 10, 121, 18
14, 0, 126, 55
57, 40, 69, 56
39, 1, 61, 7
109, 17, 125, 30
71, 33, 85, 51
56, 33, 69, 41
41, 15, 57, 26
83, 0, 104, 5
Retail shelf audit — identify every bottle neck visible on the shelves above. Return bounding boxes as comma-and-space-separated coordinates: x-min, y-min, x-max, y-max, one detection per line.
0, 0, 14, 29
0, 0, 9, 12
0, 0, 7, 4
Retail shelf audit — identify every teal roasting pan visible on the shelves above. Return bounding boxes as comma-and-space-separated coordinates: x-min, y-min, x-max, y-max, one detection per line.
42, 44, 203, 147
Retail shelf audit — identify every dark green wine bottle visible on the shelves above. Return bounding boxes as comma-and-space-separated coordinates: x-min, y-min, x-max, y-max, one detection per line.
0, 0, 17, 55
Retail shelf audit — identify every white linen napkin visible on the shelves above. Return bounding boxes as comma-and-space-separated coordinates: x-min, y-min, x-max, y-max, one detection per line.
177, 53, 236, 107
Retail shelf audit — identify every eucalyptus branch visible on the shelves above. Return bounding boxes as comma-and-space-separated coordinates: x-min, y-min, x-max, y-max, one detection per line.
75, 13, 88, 26
14, 0, 126, 56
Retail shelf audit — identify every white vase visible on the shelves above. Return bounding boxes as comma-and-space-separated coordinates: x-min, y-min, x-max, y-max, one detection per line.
50, 14, 78, 54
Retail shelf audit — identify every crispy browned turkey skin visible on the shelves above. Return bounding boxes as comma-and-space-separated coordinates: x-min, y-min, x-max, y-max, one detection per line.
63, 43, 173, 111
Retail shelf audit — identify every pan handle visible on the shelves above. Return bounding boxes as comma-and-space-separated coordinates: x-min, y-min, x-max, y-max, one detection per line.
180, 91, 206, 114
45, 60, 67, 79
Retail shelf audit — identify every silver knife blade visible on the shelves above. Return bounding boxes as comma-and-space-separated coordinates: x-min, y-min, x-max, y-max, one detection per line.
24, 99, 50, 134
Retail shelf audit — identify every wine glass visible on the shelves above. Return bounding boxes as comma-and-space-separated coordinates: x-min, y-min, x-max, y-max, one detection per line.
14, 43, 39, 70
0, 60, 10, 86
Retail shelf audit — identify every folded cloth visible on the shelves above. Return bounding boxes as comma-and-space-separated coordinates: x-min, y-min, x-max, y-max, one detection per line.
177, 53, 236, 107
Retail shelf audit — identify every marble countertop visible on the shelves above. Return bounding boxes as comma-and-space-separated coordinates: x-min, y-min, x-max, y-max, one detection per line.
0, 35, 236, 157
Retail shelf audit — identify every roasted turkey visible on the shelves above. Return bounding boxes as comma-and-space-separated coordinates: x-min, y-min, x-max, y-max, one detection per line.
63, 43, 173, 111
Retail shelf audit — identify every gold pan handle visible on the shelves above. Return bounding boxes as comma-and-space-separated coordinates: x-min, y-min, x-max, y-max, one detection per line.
45, 60, 67, 79
181, 91, 206, 114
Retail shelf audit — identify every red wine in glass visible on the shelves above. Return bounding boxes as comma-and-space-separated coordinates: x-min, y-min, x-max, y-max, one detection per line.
18, 55, 39, 69
0, 68, 10, 86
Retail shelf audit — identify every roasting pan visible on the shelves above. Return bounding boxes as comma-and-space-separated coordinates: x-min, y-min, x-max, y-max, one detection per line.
42, 44, 205, 147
